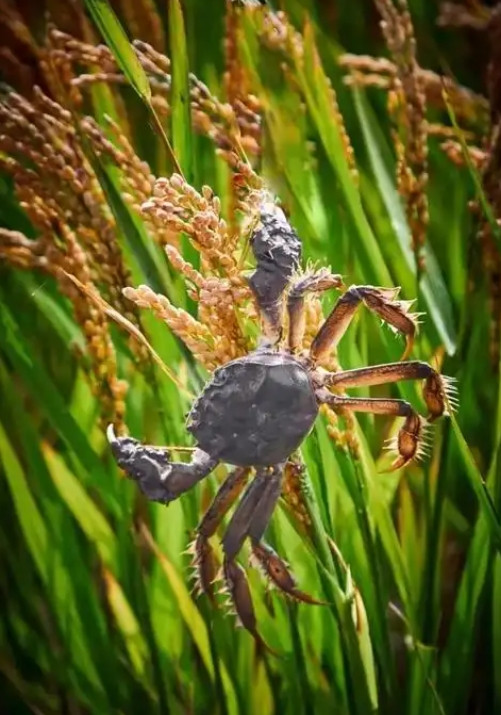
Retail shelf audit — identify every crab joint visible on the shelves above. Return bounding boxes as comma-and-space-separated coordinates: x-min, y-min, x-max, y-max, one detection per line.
310, 285, 421, 365
287, 270, 344, 353
359, 288, 420, 361
251, 542, 328, 605
386, 413, 427, 471
423, 373, 458, 421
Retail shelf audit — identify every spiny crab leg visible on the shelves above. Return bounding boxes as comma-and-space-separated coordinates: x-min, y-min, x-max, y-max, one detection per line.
316, 391, 428, 470
220, 466, 282, 649
310, 285, 422, 364
222, 467, 281, 561
190, 467, 251, 600
250, 541, 328, 606
287, 269, 344, 353
219, 464, 324, 649
245, 471, 328, 606
322, 360, 458, 421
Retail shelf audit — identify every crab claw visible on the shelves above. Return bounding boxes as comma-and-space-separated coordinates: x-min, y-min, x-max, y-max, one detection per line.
384, 412, 428, 471
423, 373, 458, 421
106, 422, 174, 500
107, 423, 171, 470
107, 423, 117, 445
107, 423, 140, 459
251, 542, 328, 606
223, 559, 278, 655
106, 425, 217, 503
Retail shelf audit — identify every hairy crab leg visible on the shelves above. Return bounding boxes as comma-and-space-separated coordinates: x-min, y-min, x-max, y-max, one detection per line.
245, 469, 326, 605
250, 541, 328, 605
287, 269, 344, 353
107, 425, 217, 503
220, 464, 326, 647
222, 466, 282, 561
316, 391, 428, 470
221, 465, 283, 649
222, 559, 278, 655
321, 361, 457, 420
191, 467, 251, 600
247, 472, 328, 606
310, 285, 422, 364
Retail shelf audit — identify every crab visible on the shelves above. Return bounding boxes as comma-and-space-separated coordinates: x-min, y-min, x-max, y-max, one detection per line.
107, 199, 456, 647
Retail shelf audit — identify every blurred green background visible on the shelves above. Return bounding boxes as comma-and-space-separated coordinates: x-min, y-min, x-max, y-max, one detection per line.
0, 1, 499, 713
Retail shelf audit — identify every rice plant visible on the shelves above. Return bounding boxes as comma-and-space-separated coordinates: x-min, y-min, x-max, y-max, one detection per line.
0, 1, 499, 713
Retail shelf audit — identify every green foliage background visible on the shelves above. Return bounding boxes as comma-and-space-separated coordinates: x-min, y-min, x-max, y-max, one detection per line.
0, 1, 499, 714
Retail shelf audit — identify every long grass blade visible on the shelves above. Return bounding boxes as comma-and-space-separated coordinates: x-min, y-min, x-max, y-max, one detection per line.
85, 0, 151, 102
84, 0, 183, 175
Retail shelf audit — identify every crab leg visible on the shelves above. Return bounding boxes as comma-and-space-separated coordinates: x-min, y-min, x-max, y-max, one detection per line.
321, 361, 457, 420
221, 465, 283, 647
222, 466, 283, 561
191, 467, 251, 600
244, 468, 325, 604
107, 425, 217, 503
316, 391, 427, 469
310, 285, 421, 364
287, 269, 343, 353
250, 542, 327, 605
221, 465, 324, 646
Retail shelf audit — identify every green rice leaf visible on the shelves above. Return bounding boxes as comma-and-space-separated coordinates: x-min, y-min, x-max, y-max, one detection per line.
297, 20, 391, 286
43, 444, 117, 567
169, 0, 193, 178
84, 0, 151, 102
139, 522, 238, 715
353, 89, 457, 354
0, 422, 109, 705
102, 568, 150, 681
0, 298, 108, 482
449, 411, 501, 550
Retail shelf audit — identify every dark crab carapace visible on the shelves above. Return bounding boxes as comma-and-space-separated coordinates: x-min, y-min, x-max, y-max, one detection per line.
108, 200, 456, 648
188, 351, 318, 466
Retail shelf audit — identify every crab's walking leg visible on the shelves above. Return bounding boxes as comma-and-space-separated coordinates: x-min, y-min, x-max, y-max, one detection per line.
221, 465, 325, 647
249, 537, 327, 606
107, 425, 217, 503
287, 270, 343, 353
322, 361, 457, 420
191, 467, 251, 600
310, 285, 421, 364
221, 466, 283, 648
316, 391, 427, 469
222, 466, 282, 563
244, 469, 325, 604
249, 509, 324, 605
